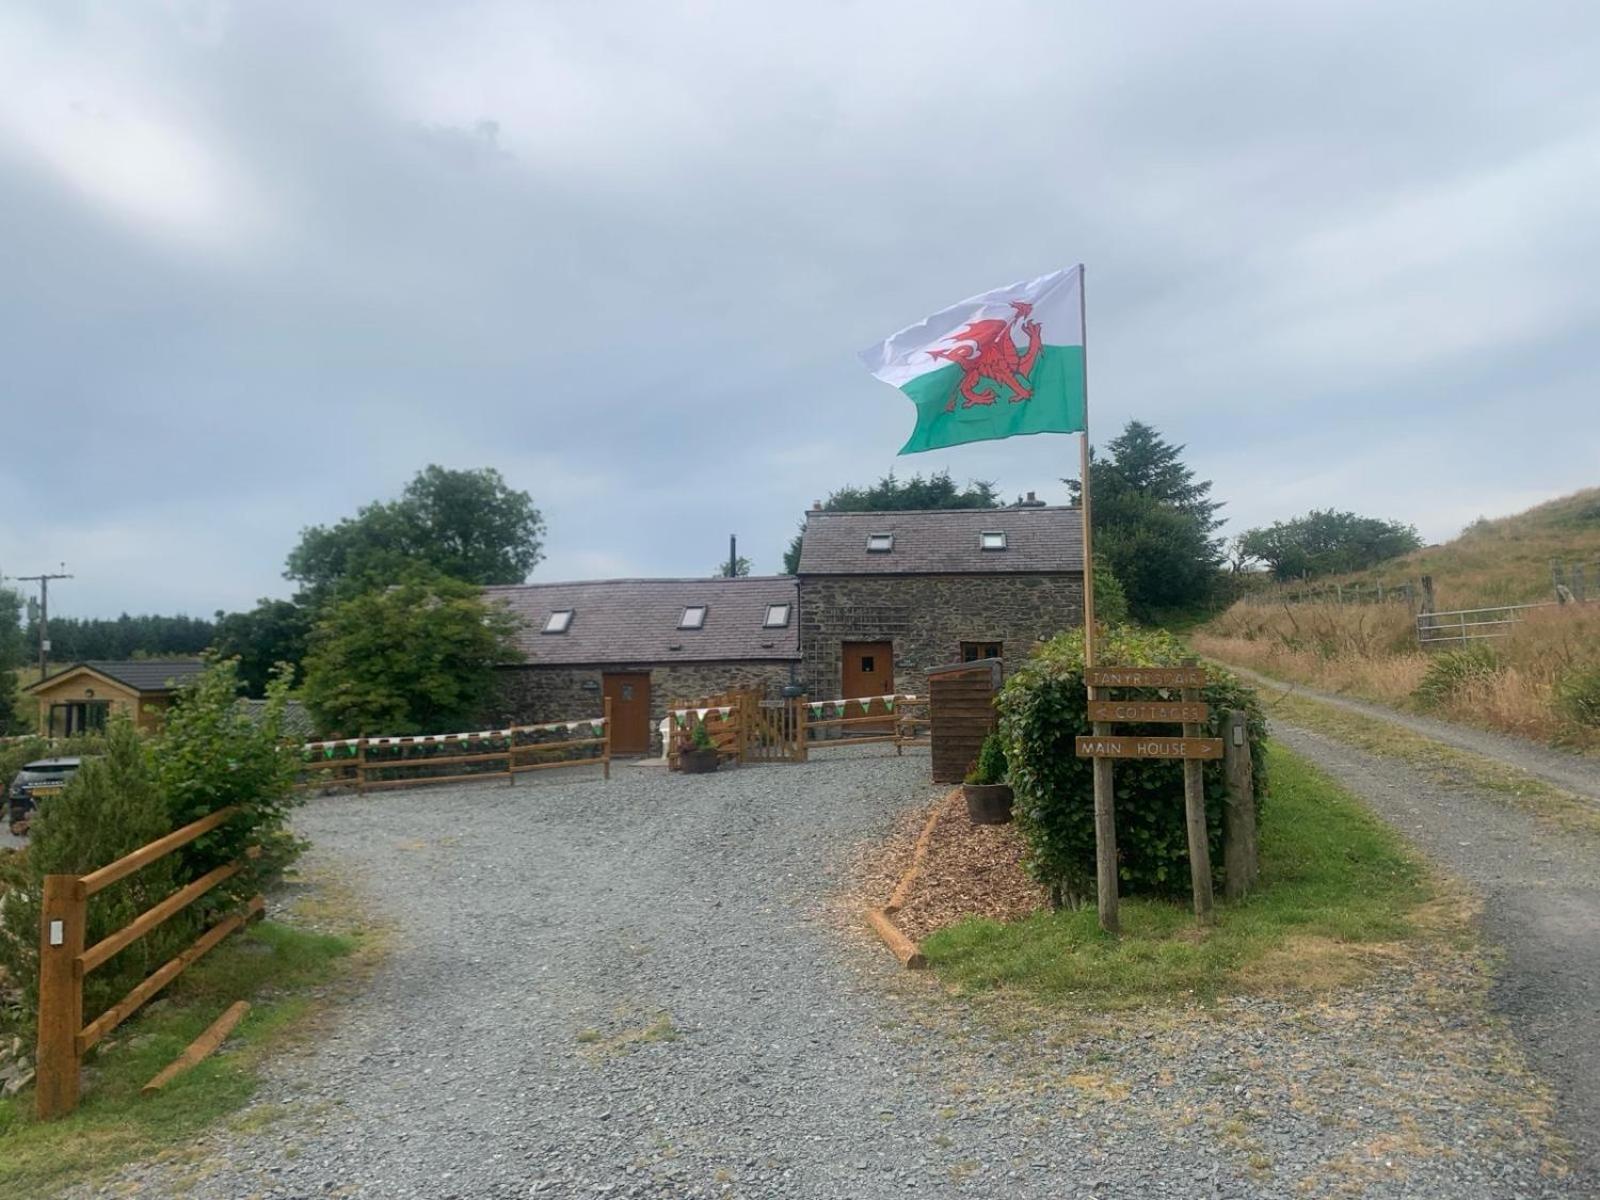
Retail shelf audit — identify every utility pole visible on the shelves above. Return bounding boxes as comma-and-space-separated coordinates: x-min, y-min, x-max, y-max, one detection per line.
14, 567, 72, 678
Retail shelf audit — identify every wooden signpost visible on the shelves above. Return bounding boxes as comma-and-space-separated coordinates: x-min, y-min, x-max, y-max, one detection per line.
1078, 661, 1217, 924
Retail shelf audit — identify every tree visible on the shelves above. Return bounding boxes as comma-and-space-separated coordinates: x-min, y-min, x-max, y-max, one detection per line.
715, 556, 753, 578
782, 471, 1000, 572
212, 599, 314, 696
300, 570, 522, 737
1238, 510, 1423, 581
0, 585, 24, 733
19, 612, 216, 661
287, 465, 545, 601
1066, 421, 1224, 620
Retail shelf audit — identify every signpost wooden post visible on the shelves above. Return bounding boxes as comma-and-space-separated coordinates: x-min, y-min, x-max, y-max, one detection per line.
1078, 663, 1217, 924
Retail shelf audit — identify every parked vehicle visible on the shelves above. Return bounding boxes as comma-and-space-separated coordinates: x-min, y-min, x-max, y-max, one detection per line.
7, 756, 84, 836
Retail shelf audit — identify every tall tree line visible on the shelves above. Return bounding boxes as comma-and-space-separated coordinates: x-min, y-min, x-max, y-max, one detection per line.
20, 612, 216, 662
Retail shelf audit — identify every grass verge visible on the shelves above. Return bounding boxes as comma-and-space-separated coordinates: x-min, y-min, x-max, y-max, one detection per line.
921, 742, 1439, 1006
0, 919, 354, 1195
1257, 687, 1600, 839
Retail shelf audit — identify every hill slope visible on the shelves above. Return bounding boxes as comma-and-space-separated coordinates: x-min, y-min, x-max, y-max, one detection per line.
1300, 487, 1600, 609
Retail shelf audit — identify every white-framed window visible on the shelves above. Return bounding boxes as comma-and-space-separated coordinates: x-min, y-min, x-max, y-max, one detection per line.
763, 603, 791, 628
866, 533, 894, 553
543, 609, 574, 634
679, 605, 708, 630
980, 531, 1008, 551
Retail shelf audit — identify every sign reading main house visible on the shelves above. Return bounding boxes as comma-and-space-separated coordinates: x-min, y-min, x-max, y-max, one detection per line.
487, 503, 1085, 754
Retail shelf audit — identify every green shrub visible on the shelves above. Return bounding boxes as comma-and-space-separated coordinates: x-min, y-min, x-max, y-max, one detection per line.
1413, 643, 1499, 708
997, 626, 1267, 903
1556, 664, 1600, 728
689, 720, 715, 751
0, 717, 184, 1033
154, 658, 306, 908
964, 732, 1008, 786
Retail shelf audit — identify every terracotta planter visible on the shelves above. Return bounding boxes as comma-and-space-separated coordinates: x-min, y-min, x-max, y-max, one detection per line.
679, 747, 720, 774
962, 782, 1014, 825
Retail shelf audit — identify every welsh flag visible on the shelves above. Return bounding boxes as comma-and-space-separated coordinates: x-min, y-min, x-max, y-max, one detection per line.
860, 266, 1086, 455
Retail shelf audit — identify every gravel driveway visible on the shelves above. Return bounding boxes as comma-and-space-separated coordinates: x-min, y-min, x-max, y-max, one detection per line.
72, 751, 1582, 1199
1271, 721, 1600, 1185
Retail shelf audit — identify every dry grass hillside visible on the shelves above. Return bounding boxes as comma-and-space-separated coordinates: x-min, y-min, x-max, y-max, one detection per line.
1195, 487, 1600, 750
1318, 486, 1600, 608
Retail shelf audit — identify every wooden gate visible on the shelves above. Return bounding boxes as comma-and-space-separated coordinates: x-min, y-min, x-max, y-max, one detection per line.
744, 696, 805, 763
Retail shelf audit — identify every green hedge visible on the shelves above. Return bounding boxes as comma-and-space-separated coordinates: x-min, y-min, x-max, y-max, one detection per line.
997, 627, 1268, 902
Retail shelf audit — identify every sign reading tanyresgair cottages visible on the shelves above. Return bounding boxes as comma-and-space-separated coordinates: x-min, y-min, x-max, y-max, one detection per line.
1084, 667, 1207, 688
1086, 700, 1209, 724
1074, 736, 1223, 760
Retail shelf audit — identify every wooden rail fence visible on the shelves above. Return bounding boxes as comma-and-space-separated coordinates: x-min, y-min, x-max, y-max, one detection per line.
297, 702, 611, 792
665, 691, 929, 767
36, 806, 263, 1119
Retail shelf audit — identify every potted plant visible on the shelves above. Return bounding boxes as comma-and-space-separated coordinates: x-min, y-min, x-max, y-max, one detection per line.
677, 719, 721, 774
962, 732, 1013, 824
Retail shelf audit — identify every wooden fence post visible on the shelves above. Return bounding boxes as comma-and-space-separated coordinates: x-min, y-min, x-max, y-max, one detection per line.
602, 697, 612, 780
1222, 709, 1259, 900
793, 697, 809, 763
1181, 667, 1214, 925
356, 739, 367, 795
506, 728, 517, 786
36, 874, 86, 1119
1087, 681, 1120, 936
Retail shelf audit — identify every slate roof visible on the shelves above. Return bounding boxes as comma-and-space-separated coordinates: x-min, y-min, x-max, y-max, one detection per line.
795, 507, 1084, 575
485, 577, 801, 665
29, 659, 209, 694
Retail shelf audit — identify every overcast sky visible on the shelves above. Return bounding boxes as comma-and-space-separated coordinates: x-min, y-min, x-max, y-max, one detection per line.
3, 1, 1598, 619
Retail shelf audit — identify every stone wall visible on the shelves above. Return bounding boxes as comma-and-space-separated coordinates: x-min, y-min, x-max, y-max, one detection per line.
796, 573, 1083, 699
492, 660, 797, 752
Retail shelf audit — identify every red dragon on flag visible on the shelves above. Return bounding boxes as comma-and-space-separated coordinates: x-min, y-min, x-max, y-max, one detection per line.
926, 300, 1044, 412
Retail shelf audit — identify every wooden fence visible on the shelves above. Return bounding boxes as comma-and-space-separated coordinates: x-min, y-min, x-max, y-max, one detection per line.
297, 703, 611, 792
36, 807, 263, 1119
665, 691, 929, 767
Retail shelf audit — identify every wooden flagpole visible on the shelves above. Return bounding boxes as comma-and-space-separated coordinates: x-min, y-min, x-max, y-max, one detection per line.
1078, 264, 1118, 934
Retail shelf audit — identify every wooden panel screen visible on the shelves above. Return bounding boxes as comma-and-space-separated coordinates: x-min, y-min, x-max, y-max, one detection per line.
927, 659, 1003, 784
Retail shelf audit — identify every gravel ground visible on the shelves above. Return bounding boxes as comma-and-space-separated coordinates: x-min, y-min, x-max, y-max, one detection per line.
1271, 720, 1600, 1186
1222, 664, 1600, 803
67, 749, 1582, 1199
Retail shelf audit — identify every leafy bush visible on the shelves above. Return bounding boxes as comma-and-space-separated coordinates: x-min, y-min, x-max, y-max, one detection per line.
0, 717, 184, 1031
154, 659, 305, 906
690, 720, 715, 751
1091, 560, 1130, 629
998, 626, 1267, 903
1556, 664, 1600, 728
1413, 644, 1499, 708
964, 733, 1008, 786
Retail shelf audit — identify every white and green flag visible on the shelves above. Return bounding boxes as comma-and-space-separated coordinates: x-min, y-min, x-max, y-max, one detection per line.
860, 266, 1086, 455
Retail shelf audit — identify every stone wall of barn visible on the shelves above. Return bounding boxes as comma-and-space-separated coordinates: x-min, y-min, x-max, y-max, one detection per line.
491, 661, 797, 751
795, 573, 1083, 700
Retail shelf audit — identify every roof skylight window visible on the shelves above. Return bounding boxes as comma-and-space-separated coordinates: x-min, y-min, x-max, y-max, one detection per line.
543, 609, 574, 634
866, 533, 894, 553
679, 605, 708, 630
763, 603, 791, 628
980, 531, 1008, 551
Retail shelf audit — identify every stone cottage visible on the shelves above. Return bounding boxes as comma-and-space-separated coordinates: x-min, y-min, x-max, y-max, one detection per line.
794, 506, 1084, 699
486, 576, 801, 754
487, 505, 1084, 752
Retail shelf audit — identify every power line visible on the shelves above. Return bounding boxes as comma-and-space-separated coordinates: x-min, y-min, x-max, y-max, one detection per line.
10, 567, 73, 678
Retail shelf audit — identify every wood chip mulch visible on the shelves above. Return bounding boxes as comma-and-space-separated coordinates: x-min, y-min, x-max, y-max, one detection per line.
890, 790, 1048, 944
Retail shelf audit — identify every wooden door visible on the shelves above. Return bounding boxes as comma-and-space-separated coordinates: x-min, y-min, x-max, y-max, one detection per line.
842, 641, 894, 731
603, 673, 652, 754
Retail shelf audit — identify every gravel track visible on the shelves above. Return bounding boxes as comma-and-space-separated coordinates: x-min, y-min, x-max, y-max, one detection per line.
1271, 720, 1600, 1184
71, 751, 1582, 1199
1222, 664, 1600, 804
